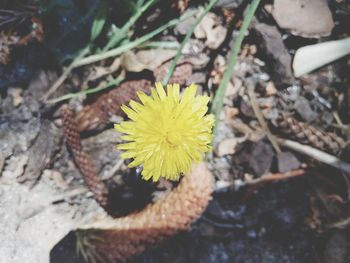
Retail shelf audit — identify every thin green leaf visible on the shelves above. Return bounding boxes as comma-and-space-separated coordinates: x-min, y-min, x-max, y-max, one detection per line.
161, 0, 219, 85
47, 75, 124, 104
103, 0, 158, 51
90, 2, 107, 42
211, 0, 261, 138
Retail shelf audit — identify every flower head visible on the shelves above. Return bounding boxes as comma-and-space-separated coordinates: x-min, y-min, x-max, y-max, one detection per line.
114, 82, 214, 182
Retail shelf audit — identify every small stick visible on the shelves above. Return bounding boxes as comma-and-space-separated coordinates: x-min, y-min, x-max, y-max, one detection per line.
247, 80, 281, 153
243, 169, 306, 201
245, 169, 306, 186
278, 138, 350, 173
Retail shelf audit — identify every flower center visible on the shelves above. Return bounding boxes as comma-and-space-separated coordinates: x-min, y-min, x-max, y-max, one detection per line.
165, 130, 182, 146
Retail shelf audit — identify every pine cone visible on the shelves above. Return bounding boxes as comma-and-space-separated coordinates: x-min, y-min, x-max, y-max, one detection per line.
61, 105, 109, 210
76, 79, 151, 132
76, 162, 213, 263
276, 115, 345, 154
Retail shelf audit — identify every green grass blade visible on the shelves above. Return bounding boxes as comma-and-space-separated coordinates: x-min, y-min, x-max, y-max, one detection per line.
47, 75, 124, 104
210, 0, 261, 137
161, 0, 219, 85
103, 0, 158, 51
74, 10, 195, 68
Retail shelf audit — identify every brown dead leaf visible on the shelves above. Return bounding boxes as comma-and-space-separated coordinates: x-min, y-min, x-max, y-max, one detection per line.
215, 136, 247, 157
121, 51, 147, 72
84, 57, 121, 84
272, 0, 334, 38
121, 49, 177, 72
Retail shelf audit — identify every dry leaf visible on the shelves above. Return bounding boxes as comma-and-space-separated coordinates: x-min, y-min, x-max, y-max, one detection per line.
272, 0, 334, 38
215, 138, 239, 156
121, 51, 147, 72
121, 49, 177, 72
84, 57, 121, 83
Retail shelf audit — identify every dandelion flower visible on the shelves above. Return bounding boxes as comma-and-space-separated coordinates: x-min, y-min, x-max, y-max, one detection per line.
114, 82, 214, 182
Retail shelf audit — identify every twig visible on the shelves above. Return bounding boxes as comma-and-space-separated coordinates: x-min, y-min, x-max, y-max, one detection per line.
247, 80, 281, 152
50, 186, 90, 204
242, 168, 306, 201
245, 169, 306, 186
211, 0, 261, 137
327, 216, 350, 229
161, 0, 219, 85
277, 138, 350, 173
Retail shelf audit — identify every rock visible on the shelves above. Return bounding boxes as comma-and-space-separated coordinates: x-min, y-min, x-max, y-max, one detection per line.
293, 97, 317, 122
215, 138, 239, 157
253, 23, 294, 86
18, 120, 62, 184
215, 0, 244, 8
194, 12, 227, 49
121, 49, 177, 72
234, 140, 274, 176
175, 12, 196, 35
248, 140, 274, 176
272, 0, 334, 38
277, 151, 300, 173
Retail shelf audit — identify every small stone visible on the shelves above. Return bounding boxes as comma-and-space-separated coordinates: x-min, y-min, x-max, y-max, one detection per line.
215, 138, 239, 156
265, 81, 277, 96
277, 151, 300, 173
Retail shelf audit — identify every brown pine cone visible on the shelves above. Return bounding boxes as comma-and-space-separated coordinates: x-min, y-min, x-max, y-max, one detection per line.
76, 162, 213, 263
61, 105, 109, 210
76, 79, 151, 132
276, 114, 345, 154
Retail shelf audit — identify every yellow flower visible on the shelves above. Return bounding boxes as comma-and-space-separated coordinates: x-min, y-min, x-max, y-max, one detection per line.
114, 82, 214, 182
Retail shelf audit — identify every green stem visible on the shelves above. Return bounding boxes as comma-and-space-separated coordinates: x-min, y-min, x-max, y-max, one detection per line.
74, 11, 195, 68
47, 76, 124, 104
103, 0, 158, 51
210, 0, 261, 137
162, 0, 219, 85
